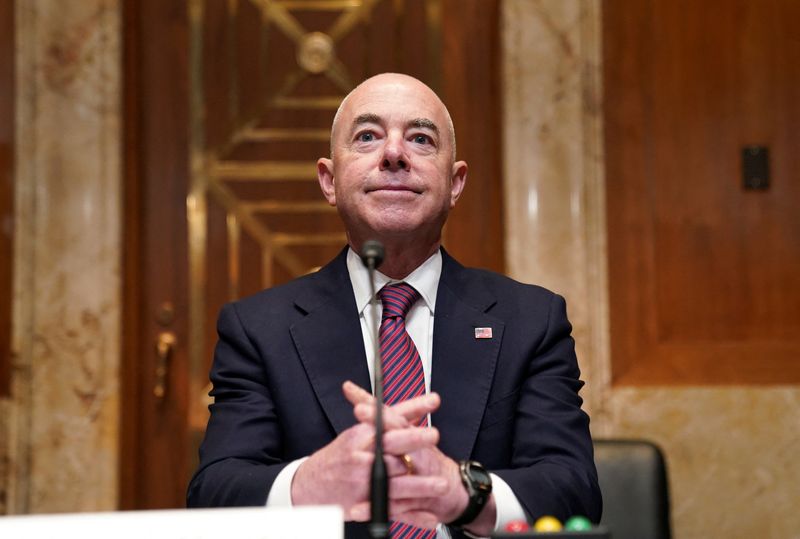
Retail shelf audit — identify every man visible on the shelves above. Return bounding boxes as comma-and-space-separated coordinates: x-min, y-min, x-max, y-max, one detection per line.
187, 73, 601, 538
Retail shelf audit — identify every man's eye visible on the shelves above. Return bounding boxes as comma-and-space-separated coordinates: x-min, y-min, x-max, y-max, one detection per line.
357, 132, 374, 142
412, 135, 430, 144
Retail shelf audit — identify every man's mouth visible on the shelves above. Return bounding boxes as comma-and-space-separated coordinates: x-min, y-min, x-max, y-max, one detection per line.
367, 183, 422, 195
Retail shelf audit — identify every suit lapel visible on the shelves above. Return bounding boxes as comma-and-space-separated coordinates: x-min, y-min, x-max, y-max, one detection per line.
431, 251, 503, 461
290, 249, 371, 435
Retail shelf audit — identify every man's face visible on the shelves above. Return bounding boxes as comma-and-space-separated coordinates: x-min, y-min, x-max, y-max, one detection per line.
317, 75, 467, 247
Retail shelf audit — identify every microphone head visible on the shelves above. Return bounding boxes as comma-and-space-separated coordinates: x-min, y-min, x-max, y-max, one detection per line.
360, 240, 385, 269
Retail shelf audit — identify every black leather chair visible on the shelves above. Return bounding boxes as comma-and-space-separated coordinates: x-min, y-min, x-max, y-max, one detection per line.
593, 439, 672, 539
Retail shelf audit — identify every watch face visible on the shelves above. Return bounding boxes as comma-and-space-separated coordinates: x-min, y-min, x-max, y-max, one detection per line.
467, 462, 492, 490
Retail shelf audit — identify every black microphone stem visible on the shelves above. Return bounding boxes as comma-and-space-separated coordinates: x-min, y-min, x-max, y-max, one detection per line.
362, 241, 389, 539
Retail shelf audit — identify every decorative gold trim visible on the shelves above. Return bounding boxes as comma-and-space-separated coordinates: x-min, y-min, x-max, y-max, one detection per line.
297, 31, 336, 74
272, 96, 345, 109
271, 232, 348, 246
276, 0, 363, 10
272, 67, 309, 101
324, 58, 354, 92
210, 160, 319, 180
242, 128, 331, 141
327, 0, 380, 43
254, 0, 306, 44
227, 212, 241, 301
187, 0, 208, 411
207, 179, 310, 276
242, 201, 337, 213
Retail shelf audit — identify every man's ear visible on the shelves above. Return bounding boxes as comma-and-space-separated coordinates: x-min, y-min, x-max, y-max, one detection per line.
317, 157, 336, 206
449, 160, 468, 208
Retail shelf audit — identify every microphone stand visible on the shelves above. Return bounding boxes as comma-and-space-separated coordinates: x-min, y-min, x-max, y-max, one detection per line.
361, 240, 389, 539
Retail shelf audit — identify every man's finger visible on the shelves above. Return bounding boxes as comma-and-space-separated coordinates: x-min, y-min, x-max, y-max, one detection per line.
391, 392, 440, 420
385, 454, 411, 477
392, 393, 442, 424
353, 401, 411, 430
389, 475, 449, 499
340, 421, 378, 451
347, 501, 370, 522
353, 393, 440, 428
343, 380, 373, 406
383, 426, 440, 455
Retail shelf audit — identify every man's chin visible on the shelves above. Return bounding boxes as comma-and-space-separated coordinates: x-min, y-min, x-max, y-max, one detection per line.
343, 209, 447, 244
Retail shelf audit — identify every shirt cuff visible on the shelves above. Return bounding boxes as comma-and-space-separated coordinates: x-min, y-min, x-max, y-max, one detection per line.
490, 472, 528, 532
457, 473, 528, 539
265, 457, 308, 507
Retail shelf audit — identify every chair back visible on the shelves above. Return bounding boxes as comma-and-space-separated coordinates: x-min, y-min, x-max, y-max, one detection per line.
593, 439, 672, 539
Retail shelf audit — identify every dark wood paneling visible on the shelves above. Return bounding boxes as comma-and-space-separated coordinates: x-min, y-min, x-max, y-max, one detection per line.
120, 0, 143, 508
0, 0, 14, 397
604, 0, 800, 384
442, 0, 504, 273
121, 0, 191, 509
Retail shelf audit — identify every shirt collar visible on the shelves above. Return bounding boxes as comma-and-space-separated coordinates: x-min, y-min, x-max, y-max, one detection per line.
346, 247, 442, 315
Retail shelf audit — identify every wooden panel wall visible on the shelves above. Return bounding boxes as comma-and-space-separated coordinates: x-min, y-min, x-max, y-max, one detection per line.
0, 0, 14, 397
441, 1, 503, 270
604, 0, 800, 384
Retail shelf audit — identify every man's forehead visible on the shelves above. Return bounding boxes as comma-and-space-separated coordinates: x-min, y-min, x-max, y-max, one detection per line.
352, 75, 437, 101
345, 77, 443, 112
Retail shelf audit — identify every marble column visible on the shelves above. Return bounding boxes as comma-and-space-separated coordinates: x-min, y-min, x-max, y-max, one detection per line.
5, 0, 122, 513
501, 1, 800, 538
502, 0, 609, 421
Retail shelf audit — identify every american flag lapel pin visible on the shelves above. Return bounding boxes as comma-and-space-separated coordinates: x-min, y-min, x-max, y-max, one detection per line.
474, 327, 493, 339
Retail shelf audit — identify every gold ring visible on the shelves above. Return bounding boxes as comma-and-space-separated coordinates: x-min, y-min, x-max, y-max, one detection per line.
401, 454, 415, 475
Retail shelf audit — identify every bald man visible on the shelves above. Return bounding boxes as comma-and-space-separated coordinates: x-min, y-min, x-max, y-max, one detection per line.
187, 74, 601, 539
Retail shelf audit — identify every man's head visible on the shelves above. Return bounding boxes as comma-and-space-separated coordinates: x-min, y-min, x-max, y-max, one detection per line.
317, 73, 468, 255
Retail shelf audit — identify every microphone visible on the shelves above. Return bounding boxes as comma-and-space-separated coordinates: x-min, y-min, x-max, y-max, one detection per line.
360, 239, 385, 269
360, 240, 389, 539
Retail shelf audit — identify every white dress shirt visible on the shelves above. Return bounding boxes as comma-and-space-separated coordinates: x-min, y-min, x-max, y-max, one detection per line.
266, 248, 528, 537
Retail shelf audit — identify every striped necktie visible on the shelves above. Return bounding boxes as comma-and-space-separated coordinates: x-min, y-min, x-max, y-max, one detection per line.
378, 283, 436, 539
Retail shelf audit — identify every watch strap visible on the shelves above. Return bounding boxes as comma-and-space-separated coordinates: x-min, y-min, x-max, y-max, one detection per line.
447, 460, 492, 529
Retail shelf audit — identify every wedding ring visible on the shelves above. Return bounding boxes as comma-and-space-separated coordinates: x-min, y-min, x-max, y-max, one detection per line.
401, 454, 415, 475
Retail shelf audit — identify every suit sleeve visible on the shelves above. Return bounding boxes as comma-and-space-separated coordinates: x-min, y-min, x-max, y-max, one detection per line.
491, 293, 602, 523
187, 302, 289, 507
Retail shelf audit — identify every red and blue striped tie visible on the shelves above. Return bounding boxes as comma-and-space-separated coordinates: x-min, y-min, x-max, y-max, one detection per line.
379, 283, 437, 539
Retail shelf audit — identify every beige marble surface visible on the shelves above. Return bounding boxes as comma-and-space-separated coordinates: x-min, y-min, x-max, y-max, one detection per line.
502, 0, 609, 420
8, 0, 121, 513
609, 387, 800, 539
502, 1, 800, 538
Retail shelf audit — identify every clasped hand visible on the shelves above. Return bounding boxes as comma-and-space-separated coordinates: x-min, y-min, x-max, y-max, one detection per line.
291, 381, 468, 530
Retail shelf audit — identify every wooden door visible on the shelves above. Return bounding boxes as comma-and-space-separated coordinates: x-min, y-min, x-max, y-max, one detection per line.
604, 0, 800, 385
121, 0, 502, 509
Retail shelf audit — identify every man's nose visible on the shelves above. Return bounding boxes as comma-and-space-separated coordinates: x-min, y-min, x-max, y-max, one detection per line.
379, 135, 408, 171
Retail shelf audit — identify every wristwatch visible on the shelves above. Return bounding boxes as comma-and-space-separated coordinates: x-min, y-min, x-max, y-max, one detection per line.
447, 460, 493, 529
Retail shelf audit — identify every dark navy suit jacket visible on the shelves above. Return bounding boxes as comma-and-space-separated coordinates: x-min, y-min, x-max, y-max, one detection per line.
187, 248, 601, 538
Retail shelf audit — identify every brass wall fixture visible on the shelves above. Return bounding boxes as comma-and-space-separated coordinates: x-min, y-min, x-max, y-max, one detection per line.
154, 331, 177, 399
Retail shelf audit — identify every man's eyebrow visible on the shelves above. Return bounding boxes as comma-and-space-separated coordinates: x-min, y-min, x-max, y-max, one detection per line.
352, 113, 381, 128
350, 114, 440, 136
409, 118, 439, 135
